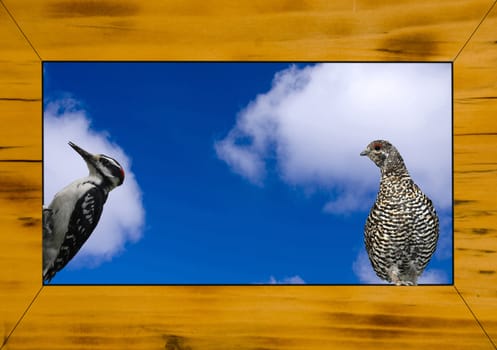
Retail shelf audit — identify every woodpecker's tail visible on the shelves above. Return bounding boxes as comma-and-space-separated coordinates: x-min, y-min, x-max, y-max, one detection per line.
42, 208, 54, 283
42, 208, 53, 238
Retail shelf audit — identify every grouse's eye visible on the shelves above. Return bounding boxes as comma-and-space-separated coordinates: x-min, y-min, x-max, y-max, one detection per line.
374, 144, 381, 151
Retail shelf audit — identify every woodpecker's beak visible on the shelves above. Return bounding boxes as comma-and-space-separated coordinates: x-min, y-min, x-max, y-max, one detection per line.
360, 149, 369, 156
68, 142, 97, 164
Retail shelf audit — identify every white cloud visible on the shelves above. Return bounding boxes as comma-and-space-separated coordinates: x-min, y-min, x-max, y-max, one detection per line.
214, 137, 266, 186
418, 269, 448, 284
323, 191, 374, 215
266, 275, 306, 284
352, 250, 448, 285
44, 97, 145, 269
214, 63, 452, 214
352, 250, 388, 284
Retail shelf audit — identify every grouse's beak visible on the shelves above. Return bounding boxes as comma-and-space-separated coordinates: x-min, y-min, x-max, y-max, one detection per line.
69, 142, 96, 163
360, 149, 369, 156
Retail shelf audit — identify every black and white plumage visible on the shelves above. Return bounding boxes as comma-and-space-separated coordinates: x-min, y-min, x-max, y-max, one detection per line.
43, 141, 124, 282
360, 140, 439, 285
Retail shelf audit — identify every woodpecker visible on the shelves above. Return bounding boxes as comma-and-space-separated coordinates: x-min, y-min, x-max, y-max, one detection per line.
43, 141, 124, 282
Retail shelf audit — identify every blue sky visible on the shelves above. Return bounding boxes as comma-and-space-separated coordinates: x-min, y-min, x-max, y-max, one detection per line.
43, 62, 453, 285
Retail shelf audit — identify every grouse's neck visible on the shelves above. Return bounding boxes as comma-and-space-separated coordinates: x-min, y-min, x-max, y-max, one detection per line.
380, 154, 411, 179
378, 159, 413, 199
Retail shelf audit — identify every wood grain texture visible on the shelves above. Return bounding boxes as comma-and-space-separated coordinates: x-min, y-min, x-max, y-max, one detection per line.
5, 286, 495, 349
1, 0, 497, 349
1, 0, 494, 61
454, 3, 497, 346
0, 3, 42, 346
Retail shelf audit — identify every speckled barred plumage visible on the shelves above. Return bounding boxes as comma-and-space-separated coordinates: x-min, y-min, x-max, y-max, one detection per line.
360, 140, 439, 285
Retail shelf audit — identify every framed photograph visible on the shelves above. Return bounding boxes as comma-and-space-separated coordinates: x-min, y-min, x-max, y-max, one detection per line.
1, 1, 495, 348
42, 62, 452, 286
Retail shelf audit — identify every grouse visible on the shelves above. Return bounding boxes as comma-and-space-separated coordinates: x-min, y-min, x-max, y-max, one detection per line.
360, 140, 439, 285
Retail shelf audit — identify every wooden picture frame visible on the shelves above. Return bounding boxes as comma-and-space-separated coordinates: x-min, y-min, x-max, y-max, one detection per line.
1, 1, 496, 348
